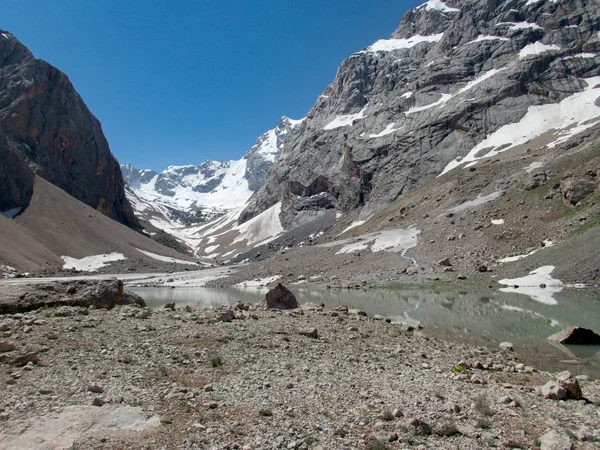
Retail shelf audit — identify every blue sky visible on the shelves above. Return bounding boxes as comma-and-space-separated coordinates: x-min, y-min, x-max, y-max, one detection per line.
2, 1, 421, 171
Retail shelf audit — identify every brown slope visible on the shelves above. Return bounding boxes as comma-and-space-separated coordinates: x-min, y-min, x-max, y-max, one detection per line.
1, 177, 198, 273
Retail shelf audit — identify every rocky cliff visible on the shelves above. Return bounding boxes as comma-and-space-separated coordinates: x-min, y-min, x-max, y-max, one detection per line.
241, 0, 600, 227
0, 30, 139, 229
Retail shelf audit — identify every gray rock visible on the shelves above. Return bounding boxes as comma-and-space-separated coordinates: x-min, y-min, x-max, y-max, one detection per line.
219, 309, 235, 322
409, 418, 431, 436
0, 341, 16, 353
438, 258, 452, 267
298, 328, 319, 339
539, 429, 573, 450
560, 179, 597, 205
555, 371, 582, 400
499, 342, 514, 352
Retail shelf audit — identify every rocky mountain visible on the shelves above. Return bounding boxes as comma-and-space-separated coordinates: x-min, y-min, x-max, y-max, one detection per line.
0, 30, 139, 229
121, 116, 303, 250
240, 0, 600, 228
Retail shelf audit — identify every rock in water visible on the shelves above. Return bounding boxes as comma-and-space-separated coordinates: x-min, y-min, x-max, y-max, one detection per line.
264, 283, 299, 310
547, 327, 600, 345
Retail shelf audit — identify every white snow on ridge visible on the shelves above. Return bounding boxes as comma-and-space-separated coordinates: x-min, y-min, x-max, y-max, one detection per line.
457, 68, 505, 94
440, 76, 600, 175
420, 0, 460, 13
496, 21, 543, 31
366, 34, 444, 53
369, 123, 402, 138
465, 35, 510, 45
61, 253, 126, 272
340, 219, 369, 235
405, 93, 452, 115
499, 266, 563, 305
563, 53, 597, 60
519, 42, 560, 59
324, 107, 367, 130
498, 240, 554, 263
135, 249, 200, 266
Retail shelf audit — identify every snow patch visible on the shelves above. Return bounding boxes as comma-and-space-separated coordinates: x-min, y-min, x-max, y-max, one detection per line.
369, 123, 402, 138
234, 275, 281, 288
491, 219, 505, 225
497, 240, 554, 263
498, 266, 563, 305
61, 253, 126, 272
232, 202, 284, 246
525, 161, 544, 173
323, 228, 421, 255
324, 107, 367, 130
457, 68, 505, 95
405, 93, 452, 115
445, 191, 503, 214
340, 219, 369, 235
419, 0, 460, 13
440, 77, 600, 175
366, 34, 444, 52
563, 53, 597, 60
496, 21, 543, 31
136, 249, 199, 265
465, 35, 510, 45
519, 42, 560, 59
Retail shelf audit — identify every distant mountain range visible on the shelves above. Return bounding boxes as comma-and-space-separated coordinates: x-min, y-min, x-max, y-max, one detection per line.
121, 116, 304, 252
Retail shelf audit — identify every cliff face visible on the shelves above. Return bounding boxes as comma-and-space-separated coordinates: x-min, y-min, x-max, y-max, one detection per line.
0, 30, 139, 229
241, 0, 600, 227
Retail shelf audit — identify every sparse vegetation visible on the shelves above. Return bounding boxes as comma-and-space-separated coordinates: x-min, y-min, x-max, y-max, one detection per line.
451, 365, 469, 375
368, 438, 387, 450
473, 393, 494, 417
211, 355, 223, 368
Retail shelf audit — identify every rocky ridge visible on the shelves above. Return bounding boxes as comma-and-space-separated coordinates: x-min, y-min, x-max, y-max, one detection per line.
0, 30, 139, 229
241, 0, 600, 228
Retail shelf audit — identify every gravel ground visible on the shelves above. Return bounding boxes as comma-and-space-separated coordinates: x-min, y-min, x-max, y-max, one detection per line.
1, 301, 599, 449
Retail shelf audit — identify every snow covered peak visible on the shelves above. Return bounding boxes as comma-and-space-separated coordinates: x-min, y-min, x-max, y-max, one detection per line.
418, 0, 460, 13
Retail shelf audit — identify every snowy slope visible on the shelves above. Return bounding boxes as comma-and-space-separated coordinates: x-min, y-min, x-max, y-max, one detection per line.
122, 116, 304, 255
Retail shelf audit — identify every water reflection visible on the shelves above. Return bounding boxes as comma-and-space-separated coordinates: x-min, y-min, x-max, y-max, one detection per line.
131, 285, 600, 376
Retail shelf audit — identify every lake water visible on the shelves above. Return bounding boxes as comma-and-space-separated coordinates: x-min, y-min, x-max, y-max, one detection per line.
131, 285, 600, 377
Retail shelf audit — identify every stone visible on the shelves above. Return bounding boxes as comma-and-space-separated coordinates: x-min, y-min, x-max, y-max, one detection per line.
349, 309, 368, 317
11, 352, 39, 367
547, 327, 600, 345
409, 418, 431, 436
164, 303, 176, 311
0, 341, 16, 353
438, 258, 452, 267
135, 309, 151, 319
87, 384, 105, 394
541, 380, 567, 400
499, 342, 514, 352
299, 328, 319, 339
264, 283, 299, 310
539, 428, 573, 450
560, 179, 596, 205
555, 371, 582, 400
92, 397, 105, 407
219, 310, 235, 322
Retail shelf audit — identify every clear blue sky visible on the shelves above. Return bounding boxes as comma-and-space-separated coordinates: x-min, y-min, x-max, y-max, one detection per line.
2, 1, 421, 171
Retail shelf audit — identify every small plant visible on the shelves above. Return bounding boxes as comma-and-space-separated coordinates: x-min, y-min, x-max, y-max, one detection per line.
451, 365, 469, 375
476, 418, 491, 429
368, 439, 387, 450
473, 393, 494, 417
211, 355, 223, 368
381, 408, 394, 421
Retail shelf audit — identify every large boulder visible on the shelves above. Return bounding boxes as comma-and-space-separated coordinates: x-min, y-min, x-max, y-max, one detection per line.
560, 179, 597, 205
547, 327, 600, 345
264, 283, 299, 310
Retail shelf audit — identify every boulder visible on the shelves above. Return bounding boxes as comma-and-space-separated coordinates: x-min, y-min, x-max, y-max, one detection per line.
264, 283, 299, 310
120, 290, 146, 308
541, 380, 567, 400
560, 179, 596, 205
556, 371, 582, 400
499, 342, 514, 352
547, 327, 600, 345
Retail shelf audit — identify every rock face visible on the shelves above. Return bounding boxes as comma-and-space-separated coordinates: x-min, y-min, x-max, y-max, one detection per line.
240, 0, 600, 228
264, 283, 299, 310
547, 326, 600, 345
0, 30, 139, 229
121, 117, 304, 232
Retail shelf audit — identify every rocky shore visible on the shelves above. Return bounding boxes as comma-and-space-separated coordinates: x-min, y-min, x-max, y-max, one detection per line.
1, 289, 599, 449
